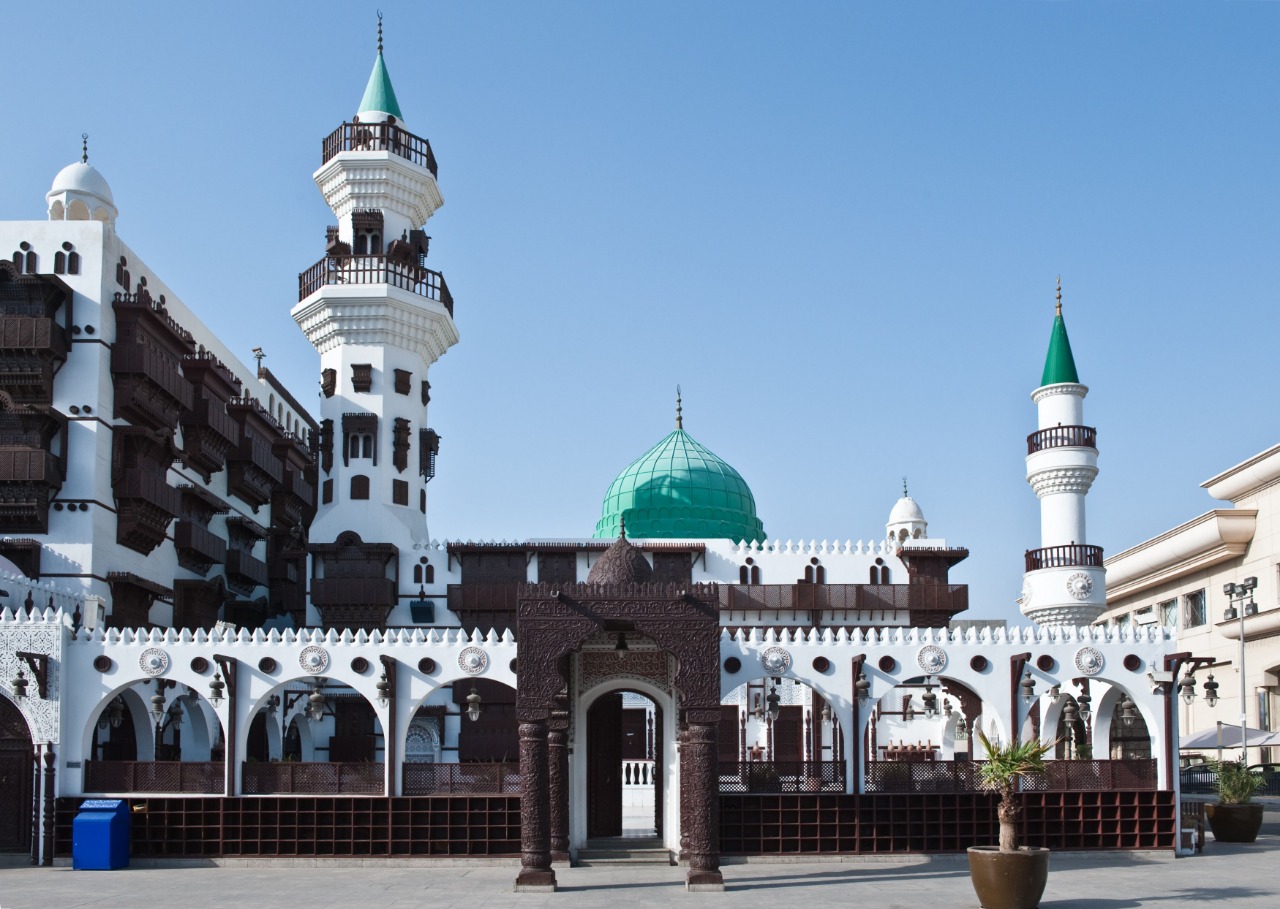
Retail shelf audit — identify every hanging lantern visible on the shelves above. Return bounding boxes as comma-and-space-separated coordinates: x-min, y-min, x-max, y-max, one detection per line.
1119, 694, 1138, 727
1062, 701, 1078, 726
820, 702, 832, 727
614, 632, 629, 661
1178, 673, 1196, 706
1048, 684, 1061, 702
855, 672, 870, 707
1076, 691, 1091, 720
376, 671, 392, 706
466, 685, 483, 722
943, 698, 953, 719
108, 696, 125, 729
208, 671, 225, 706
1020, 671, 1036, 706
10, 668, 28, 700
307, 679, 328, 723
765, 685, 781, 722
265, 694, 280, 716
1202, 674, 1219, 708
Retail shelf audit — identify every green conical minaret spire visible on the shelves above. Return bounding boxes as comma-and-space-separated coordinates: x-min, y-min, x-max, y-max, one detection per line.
1040, 277, 1079, 386
358, 13, 404, 120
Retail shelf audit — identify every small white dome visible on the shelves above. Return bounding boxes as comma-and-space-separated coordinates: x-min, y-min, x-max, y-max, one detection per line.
49, 162, 114, 205
889, 495, 925, 524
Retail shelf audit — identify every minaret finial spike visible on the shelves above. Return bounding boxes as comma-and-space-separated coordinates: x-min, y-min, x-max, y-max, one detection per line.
81, 133, 89, 164
675, 385, 683, 430
903, 476, 908, 498
1055, 275, 1062, 317
619, 513, 627, 540
377, 10, 384, 54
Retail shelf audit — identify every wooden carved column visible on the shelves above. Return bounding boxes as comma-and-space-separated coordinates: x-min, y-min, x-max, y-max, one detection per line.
516, 719, 556, 891
548, 712, 570, 863
42, 746, 54, 866
677, 721, 689, 857
681, 718, 723, 890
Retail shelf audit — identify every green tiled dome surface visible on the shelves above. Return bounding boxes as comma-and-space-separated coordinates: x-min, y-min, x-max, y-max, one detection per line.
593, 429, 765, 542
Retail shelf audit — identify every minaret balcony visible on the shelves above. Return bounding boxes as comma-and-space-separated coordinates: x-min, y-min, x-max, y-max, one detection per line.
1024, 544, 1104, 572
298, 254, 454, 317
1027, 424, 1097, 455
322, 121, 438, 177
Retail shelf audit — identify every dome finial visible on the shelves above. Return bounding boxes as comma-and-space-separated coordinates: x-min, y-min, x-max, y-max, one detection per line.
619, 513, 627, 540
903, 476, 908, 498
1055, 275, 1062, 317
377, 10, 384, 54
675, 385, 683, 430
81, 133, 89, 164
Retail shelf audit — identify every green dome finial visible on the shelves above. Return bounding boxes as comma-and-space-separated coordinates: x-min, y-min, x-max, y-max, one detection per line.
358, 12, 403, 121
1040, 276, 1079, 386
594, 410, 765, 542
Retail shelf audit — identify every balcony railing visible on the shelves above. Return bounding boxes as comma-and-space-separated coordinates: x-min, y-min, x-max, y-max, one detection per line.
865, 759, 1156, 793
111, 342, 195, 412
311, 576, 397, 606
719, 584, 968, 620
0, 448, 62, 483
297, 255, 453, 316
174, 520, 227, 566
321, 121, 438, 176
1027, 424, 1097, 454
84, 760, 224, 794
1025, 544, 1104, 572
225, 549, 269, 590
241, 761, 384, 795
115, 468, 181, 516
402, 762, 520, 795
0, 315, 68, 357
718, 761, 845, 794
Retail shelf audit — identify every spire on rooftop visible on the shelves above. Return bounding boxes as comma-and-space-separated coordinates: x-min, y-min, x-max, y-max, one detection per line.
676, 385, 683, 430
358, 11, 404, 122
1040, 276, 1080, 386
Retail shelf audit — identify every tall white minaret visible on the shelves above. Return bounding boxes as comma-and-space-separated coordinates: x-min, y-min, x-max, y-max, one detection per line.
291, 16, 457, 626
1020, 280, 1104, 627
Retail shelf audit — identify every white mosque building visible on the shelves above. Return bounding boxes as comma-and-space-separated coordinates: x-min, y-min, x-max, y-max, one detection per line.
0, 22, 1194, 888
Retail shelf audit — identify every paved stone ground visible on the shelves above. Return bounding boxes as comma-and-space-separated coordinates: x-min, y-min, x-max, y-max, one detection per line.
2, 802, 1277, 909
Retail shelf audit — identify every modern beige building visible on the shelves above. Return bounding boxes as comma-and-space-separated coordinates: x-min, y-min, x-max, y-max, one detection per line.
1100, 444, 1280, 758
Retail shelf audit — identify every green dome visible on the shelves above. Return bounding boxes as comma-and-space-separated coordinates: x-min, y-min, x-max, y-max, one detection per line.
593, 429, 766, 542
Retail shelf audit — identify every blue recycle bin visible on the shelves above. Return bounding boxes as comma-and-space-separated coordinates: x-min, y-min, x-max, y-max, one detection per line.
72, 799, 131, 870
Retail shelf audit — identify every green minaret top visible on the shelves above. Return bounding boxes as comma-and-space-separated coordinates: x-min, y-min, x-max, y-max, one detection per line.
358, 14, 403, 120
1040, 277, 1079, 386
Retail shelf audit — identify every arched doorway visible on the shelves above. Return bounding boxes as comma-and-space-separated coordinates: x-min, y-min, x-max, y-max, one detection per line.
0, 697, 33, 853
587, 690, 661, 839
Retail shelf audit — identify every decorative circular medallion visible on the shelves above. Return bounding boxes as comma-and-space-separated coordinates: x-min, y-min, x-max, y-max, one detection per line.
1074, 646, 1104, 677
458, 646, 489, 675
299, 645, 330, 675
917, 645, 948, 674
1066, 572, 1094, 601
139, 648, 170, 676
760, 647, 792, 674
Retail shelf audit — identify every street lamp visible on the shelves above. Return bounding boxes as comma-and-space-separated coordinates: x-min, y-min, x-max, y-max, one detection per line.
1119, 694, 1138, 727
921, 677, 938, 720
1020, 671, 1036, 706
765, 683, 781, 723
1202, 674, 1219, 708
1224, 577, 1258, 759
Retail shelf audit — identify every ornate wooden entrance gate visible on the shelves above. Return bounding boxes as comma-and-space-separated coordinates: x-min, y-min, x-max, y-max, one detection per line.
0, 697, 33, 853
516, 581, 723, 891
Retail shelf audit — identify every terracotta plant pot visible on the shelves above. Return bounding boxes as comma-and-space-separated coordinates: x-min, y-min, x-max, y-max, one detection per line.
967, 846, 1050, 909
1205, 803, 1264, 843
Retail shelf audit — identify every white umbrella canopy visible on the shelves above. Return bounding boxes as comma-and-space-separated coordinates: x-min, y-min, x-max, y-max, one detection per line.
1181, 722, 1280, 749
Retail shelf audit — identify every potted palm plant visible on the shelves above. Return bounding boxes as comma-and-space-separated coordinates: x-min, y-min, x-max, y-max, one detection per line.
967, 728, 1055, 909
1204, 760, 1264, 843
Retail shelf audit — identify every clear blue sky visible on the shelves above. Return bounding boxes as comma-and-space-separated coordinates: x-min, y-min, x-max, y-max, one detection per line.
3, 2, 1276, 623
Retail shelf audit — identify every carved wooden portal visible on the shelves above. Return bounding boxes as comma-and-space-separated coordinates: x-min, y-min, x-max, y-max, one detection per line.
0, 697, 33, 853
587, 693, 623, 838
516, 582, 722, 890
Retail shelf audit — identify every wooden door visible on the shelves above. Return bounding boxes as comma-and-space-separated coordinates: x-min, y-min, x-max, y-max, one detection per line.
587, 693, 623, 838
0, 698, 33, 853
774, 706, 804, 762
